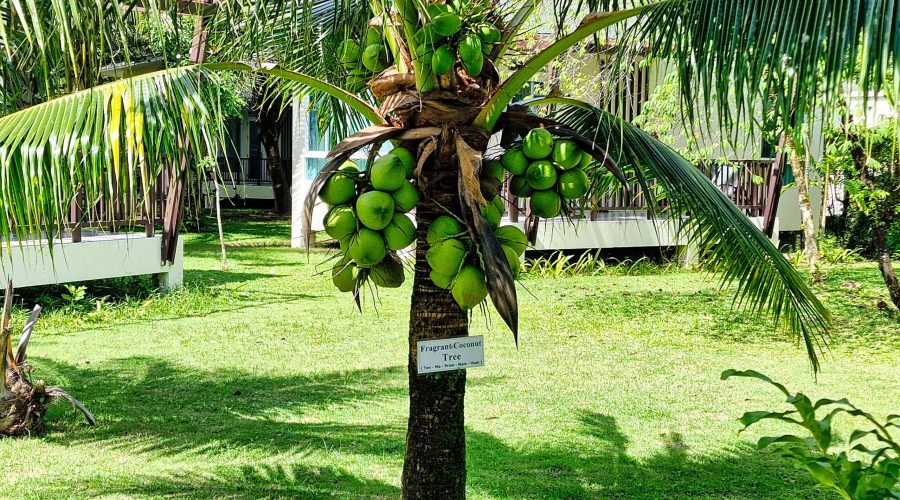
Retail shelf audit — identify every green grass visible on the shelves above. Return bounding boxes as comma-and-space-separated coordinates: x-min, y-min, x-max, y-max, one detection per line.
2, 211, 898, 499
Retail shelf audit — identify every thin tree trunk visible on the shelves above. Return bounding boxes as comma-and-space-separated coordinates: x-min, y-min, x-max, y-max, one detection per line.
258, 103, 291, 215
818, 162, 829, 232
854, 145, 900, 310
213, 173, 229, 271
786, 132, 819, 275
402, 140, 468, 499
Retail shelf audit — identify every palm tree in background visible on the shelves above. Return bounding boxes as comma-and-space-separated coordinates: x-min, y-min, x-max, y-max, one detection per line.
1, 0, 897, 497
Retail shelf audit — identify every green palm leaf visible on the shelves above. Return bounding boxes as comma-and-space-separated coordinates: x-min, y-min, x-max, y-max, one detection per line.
474, 7, 644, 131
627, 0, 900, 135
537, 99, 830, 371
0, 65, 220, 245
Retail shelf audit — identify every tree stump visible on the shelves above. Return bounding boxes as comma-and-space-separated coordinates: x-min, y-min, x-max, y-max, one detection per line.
0, 281, 95, 436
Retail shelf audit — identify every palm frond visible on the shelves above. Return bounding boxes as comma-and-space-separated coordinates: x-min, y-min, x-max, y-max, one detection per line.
542, 99, 830, 371
206, 0, 374, 140
0, 65, 221, 246
628, 0, 900, 137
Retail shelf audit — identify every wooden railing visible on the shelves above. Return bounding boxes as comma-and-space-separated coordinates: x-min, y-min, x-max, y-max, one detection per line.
217, 156, 288, 186
67, 167, 174, 243
503, 159, 776, 222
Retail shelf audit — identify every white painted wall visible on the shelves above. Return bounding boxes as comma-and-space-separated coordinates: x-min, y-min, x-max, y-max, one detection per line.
0, 234, 183, 290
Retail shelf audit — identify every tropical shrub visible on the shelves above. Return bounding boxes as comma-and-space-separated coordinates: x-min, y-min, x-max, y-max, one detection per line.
723, 369, 899, 499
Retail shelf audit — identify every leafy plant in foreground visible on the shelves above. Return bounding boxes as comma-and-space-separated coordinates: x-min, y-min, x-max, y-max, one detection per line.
723, 369, 900, 499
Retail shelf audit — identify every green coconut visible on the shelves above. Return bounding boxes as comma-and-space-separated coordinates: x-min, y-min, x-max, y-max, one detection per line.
348, 228, 387, 267
432, 12, 462, 36
476, 23, 501, 44
361, 44, 389, 72
526, 160, 558, 190
502, 245, 521, 276
458, 34, 483, 76
369, 154, 406, 191
557, 168, 590, 200
318, 169, 356, 205
451, 264, 488, 310
530, 189, 562, 218
501, 148, 529, 175
324, 205, 357, 241
429, 270, 455, 290
365, 26, 383, 46
522, 128, 554, 159
389, 147, 416, 178
426, 2, 453, 18
339, 235, 352, 253
383, 214, 416, 250
425, 238, 467, 276
480, 199, 501, 228
426, 216, 464, 245
492, 195, 505, 214
356, 190, 395, 230
432, 44, 455, 76
579, 150, 594, 169
414, 24, 438, 47
340, 160, 360, 173
495, 225, 527, 256
391, 181, 419, 212
331, 258, 359, 292
552, 140, 582, 169
338, 40, 361, 65
509, 175, 533, 197
483, 159, 505, 183
370, 257, 405, 288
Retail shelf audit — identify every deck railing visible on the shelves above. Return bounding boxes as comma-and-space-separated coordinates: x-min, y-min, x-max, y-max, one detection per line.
66, 166, 173, 243
503, 159, 776, 222
217, 156, 288, 186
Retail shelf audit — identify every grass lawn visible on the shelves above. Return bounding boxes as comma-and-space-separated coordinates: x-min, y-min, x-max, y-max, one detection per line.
1, 211, 897, 499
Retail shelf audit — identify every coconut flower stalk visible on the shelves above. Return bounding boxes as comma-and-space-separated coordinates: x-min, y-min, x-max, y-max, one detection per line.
0, 282, 95, 436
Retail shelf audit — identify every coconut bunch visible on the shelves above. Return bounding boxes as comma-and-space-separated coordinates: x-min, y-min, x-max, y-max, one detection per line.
425, 215, 527, 310
319, 147, 420, 292
411, 0, 501, 91
500, 128, 592, 218
339, 23, 394, 92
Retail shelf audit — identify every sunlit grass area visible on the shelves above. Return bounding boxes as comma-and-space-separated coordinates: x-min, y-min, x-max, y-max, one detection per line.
2, 211, 897, 499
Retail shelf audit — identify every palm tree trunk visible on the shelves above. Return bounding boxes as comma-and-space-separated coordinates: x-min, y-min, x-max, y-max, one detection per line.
786, 132, 819, 275
402, 140, 469, 499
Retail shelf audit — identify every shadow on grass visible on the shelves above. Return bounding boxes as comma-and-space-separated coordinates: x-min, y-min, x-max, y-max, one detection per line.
28, 356, 825, 498
468, 410, 824, 499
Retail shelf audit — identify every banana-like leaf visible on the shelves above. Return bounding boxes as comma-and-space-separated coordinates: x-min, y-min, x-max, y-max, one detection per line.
547, 100, 830, 371
474, 7, 645, 131
455, 134, 519, 340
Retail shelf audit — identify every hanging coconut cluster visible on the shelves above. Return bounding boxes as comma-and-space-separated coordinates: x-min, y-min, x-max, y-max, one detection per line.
500, 128, 592, 218
339, 23, 394, 92
425, 215, 527, 310
411, 0, 501, 91
319, 146, 420, 292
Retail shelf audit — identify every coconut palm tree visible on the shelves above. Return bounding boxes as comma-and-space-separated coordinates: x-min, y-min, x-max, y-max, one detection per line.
1, 0, 897, 497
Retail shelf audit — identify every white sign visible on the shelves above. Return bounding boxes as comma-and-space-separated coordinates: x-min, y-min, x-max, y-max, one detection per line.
417, 336, 485, 374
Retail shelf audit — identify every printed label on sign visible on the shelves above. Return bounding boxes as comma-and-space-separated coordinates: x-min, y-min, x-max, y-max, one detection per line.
417, 336, 485, 374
